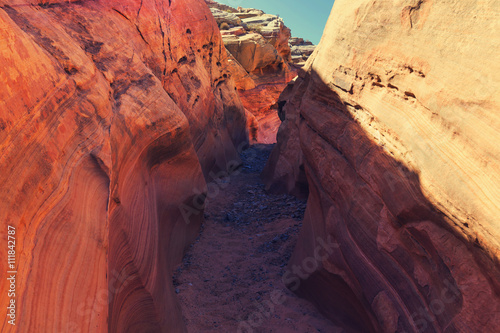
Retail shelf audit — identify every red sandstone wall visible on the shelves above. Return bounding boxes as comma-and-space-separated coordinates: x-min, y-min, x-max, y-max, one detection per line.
0, 0, 247, 331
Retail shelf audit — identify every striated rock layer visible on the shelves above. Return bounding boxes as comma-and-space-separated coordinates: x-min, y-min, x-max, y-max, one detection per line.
238, 69, 297, 144
264, 0, 500, 331
0, 0, 247, 332
207, 1, 303, 144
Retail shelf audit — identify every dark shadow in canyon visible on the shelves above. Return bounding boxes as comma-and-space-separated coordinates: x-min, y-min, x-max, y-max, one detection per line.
172, 144, 341, 332
260, 68, 500, 332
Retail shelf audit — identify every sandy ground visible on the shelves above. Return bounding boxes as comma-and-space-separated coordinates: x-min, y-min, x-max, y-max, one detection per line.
173, 145, 342, 333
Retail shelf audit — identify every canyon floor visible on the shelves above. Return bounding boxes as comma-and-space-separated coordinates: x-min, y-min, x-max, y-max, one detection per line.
173, 145, 341, 332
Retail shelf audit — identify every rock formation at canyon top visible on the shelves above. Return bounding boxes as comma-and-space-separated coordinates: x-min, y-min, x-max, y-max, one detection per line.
0, 0, 247, 331
264, 0, 500, 331
206, 0, 316, 144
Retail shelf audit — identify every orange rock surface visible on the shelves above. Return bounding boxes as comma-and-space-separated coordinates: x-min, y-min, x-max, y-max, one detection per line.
0, 0, 247, 331
238, 69, 297, 144
207, 1, 302, 144
264, 0, 500, 331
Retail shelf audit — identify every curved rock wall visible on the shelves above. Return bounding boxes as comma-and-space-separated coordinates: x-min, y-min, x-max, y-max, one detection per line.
264, 0, 500, 331
0, 0, 247, 332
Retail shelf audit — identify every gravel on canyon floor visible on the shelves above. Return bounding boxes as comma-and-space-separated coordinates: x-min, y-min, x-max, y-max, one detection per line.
173, 144, 342, 333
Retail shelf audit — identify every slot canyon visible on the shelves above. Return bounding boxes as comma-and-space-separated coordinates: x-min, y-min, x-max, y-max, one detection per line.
0, 0, 499, 332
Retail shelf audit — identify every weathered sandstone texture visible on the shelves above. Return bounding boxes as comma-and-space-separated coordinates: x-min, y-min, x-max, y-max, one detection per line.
207, 1, 315, 144
238, 70, 297, 144
208, 3, 292, 74
264, 0, 500, 331
0, 0, 247, 332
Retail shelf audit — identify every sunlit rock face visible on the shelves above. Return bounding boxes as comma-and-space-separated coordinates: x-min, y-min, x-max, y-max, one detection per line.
289, 37, 316, 67
0, 0, 247, 332
237, 69, 297, 144
222, 23, 295, 144
206, 1, 312, 144
264, 0, 500, 331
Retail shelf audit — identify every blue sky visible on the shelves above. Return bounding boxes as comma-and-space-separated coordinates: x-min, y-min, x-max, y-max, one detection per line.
215, 0, 334, 44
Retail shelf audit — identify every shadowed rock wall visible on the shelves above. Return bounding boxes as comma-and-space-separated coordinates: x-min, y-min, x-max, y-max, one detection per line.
264, 0, 500, 331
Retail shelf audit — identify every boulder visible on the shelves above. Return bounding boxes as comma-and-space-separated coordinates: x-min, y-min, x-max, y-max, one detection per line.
210, 7, 242, 26
241, 13, 276, 26
220, 26, 246, 36
226, 52, 257, 90
235, 9, 264, 19
223, 33, 283, 73
289, 37, 304, 46
291, 44, 316, 56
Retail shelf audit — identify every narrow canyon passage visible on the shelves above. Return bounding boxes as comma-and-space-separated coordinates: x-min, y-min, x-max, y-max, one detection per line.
1, 0, 498, 331
173, 145, 340, 332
